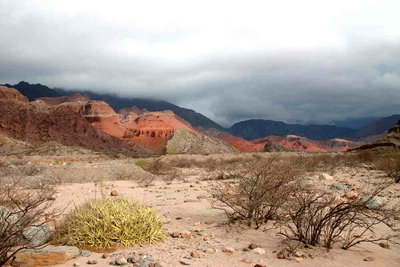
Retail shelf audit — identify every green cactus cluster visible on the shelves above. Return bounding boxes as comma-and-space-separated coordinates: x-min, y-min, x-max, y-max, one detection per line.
54, 198, 165, 249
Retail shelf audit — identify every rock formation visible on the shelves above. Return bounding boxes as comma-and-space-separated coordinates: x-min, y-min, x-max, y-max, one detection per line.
166, 129, 236, 154
354, 120, 400, 152
0, 86, 150, 155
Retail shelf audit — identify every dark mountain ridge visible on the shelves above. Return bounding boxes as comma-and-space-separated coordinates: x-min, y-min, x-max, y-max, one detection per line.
229, 119, 356, 140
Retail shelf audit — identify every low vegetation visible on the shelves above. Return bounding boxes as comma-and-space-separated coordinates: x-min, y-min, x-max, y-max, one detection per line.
376, 154, 400, 183
279, 185, 399, 249
54, 198, 165, 250
0, 179, 57, 266
212, 156, 302, 228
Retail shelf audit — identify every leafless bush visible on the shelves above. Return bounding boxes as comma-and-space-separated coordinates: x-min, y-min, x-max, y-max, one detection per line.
212, 156, 303, 228
375, 154, 400, 183
145, 158, 166, 175
161, 169, 179, 185
114, 167, 135, 180
135, 174, 156, 187
0, 179, 59, 265
20, 165, 44, 176
279, 184, 399, 249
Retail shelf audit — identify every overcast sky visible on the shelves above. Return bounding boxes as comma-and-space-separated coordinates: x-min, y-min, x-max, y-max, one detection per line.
0, 0, 399, 126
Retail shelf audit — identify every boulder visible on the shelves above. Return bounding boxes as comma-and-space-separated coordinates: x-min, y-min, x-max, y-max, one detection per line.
12, 246, 80, 267
22, 224, 52, 246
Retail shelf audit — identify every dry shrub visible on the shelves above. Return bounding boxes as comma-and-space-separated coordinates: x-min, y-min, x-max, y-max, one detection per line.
212, 155, 302, 228
161, 169, 179, 185
113, 167, 140, 181
279, 184, 399, 249
375, 154, 400, 183
135, 174, 156, 187
20, 165, 44, 176
0, 179, 58, 265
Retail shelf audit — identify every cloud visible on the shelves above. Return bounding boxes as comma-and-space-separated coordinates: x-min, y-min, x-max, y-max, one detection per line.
0, 0, 400, 127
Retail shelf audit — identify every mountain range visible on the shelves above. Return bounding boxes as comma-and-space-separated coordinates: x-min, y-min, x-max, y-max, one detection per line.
1, 81, 398, 154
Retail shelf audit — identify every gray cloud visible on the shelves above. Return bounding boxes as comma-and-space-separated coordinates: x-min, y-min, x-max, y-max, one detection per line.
1, 1, 400, 127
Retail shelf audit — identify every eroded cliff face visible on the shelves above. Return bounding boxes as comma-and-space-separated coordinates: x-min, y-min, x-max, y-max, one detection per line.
0, 87, 150, 155
253, 135, 328, 152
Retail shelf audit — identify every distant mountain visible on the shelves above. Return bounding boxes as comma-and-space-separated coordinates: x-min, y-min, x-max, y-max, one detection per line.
354, 114, 400, 138
2, 81, 60, 100
331, 117, 379, 130
229, 119, 356, 140
2, 81, 224, 131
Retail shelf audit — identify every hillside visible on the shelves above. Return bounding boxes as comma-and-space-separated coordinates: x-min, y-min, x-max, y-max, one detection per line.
229, 119, 355, 140
354, 114, 400, 138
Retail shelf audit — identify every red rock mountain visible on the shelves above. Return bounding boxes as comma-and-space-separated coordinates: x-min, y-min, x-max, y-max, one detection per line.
0, 86, 150, 155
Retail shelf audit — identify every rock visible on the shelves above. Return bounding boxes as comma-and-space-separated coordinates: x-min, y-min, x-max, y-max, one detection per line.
179, 260, 191, 265
184, 199, 201, 203
362, 196, 383, 208
252, 248, 266, 255
240, 259, 252, 263
87, 259, 98, 264
73, 263, 80, 266
248, 243, 261, 250
102, 253, 109, 259
81, 250, 91, 257
115, 257, 128, 265
254, 265, 266, 267
22, 224, 52, 246
223, 247, 235, 253
346, 191, 359, 200
378, 242, 390, 249
203, 248, 215, 254
196, 195, 207, 199
363, 257, 375, 262
190, 251, 201, 258
330, 183, 349, 191
277, 248, 290, 260
181, 231, 191, 238
138, 262, 149, 267
12, 246, 80, 267
110, 190, 118, 196
204, 221, 214, 225
319, 173, 334, 180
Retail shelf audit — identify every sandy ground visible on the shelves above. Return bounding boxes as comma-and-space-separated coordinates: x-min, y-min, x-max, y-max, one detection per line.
3, 153, 400, 266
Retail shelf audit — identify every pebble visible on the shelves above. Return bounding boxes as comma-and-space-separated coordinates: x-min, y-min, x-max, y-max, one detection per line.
115, 257, 128, 265
110, 190, 118, 196
240, 259, 252, 263
223, 247, 235, 253
203, 248, 215, 254
363, 257, 375, 262
190, 251, 202, 258
179, 260, 191, 265
248, 243, 261, 250
87, 260, 97, 265
379, 242, 390, 249
252, 248, 266, 255
81, 250, 91, 257
73, 263, 80, 267
254, 265, 266, 267
101, 253, 109, 259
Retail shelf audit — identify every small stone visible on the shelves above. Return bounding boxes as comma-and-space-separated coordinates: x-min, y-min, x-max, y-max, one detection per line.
184, 199, 201, 203
252, 248, 266, 255
81, 250, 91, 257
204, 221, 214, 225
319, 173, 334, 180
87, 259, 97, 264
179, 260, 191, 265
240, 259, 252, 263
102, 253, 109, 259
203, 248, 215, 254
193, 222, 201, 226
196, 195, 207, 199
330, 183, 349, 191
110, 190, 118, 196
171, 232, 181, 238
73, 263, 80, 267
181, 231, 191, 238
116, 257, 128, 265
378, 242, 390, 249
248, 243, 261, 250
223, 247, 235, 254
138, 262, 149, 267
190, 251, 201, 258
254, 265, 266, 267
176, 217, 183, 220
363, 257, 375, 262
277, 249, 290, 259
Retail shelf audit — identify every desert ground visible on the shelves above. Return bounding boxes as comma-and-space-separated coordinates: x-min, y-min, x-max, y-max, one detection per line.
1, 151, 399, 267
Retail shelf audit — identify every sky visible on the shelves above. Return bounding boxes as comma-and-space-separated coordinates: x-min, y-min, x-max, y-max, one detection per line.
0, 0, 399, 127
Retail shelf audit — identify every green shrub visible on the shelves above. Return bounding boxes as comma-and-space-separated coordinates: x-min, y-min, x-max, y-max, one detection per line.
54, 198, 165, 249
135, 159, 149, 169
